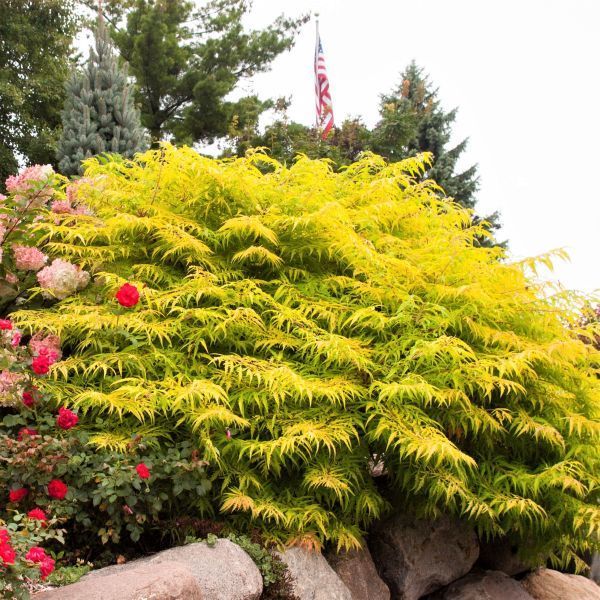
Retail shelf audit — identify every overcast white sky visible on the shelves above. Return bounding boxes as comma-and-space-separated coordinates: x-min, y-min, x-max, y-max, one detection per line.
236, 0, 599, 295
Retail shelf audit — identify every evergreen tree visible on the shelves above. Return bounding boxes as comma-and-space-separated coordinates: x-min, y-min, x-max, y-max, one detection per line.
372, 62, 502, 241
101, 0, 308, 144
0, 0, 78, 184
57, 17, 146, 176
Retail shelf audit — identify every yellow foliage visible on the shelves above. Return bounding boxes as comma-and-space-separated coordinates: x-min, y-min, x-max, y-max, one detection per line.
12, 144, 600, 562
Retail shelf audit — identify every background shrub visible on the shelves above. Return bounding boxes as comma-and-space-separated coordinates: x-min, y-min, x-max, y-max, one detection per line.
12, 145, 600, 568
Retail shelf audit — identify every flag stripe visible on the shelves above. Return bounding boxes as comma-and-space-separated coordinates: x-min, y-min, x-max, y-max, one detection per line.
314, 31, 334, 140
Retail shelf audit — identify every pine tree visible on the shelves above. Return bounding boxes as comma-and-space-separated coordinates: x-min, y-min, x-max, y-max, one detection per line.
372, 62, 502, 241
56, 17, 146, 176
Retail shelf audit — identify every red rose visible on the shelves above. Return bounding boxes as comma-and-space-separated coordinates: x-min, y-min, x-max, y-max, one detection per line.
135, 462, 150, 479
32, 353, 51, 375
9, 487, 28, 503
0, 319, 12, 330
17, 427, 38, 441
47, 479, 68, 500
56, 407, 78, 430
25, 546, 47, 563
0, 529, 9, 544
40, 556, 56, 579
27, 508, 47, 523
22, 390, 36, 407
116, 283, 140, 308
0, 543, 16, 565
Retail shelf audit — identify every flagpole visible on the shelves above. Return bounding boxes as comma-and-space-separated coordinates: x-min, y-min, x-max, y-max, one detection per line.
314, 11, 322, 144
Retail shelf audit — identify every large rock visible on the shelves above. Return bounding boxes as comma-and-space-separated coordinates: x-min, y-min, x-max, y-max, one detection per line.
277, 546, 353, 600
478, 537, 530, 576
521, 568, 600, 600
34, 561, 202, 600
369, 514, 479, 600
431, 570, 534, 600
148, 539, 263, 600
81, 539, 262, 600
327, 547, 390, 600
591, 554, 600, 584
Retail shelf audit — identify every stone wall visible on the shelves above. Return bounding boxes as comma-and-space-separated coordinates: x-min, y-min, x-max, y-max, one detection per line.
34, 516, 600, 600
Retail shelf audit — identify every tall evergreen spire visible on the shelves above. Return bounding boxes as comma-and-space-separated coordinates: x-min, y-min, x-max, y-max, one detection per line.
56, 14, 146, 176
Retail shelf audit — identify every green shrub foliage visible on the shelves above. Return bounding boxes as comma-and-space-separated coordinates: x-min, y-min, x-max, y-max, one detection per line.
13, 145, 600, 566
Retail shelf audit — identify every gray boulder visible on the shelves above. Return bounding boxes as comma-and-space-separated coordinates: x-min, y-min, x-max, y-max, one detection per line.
591, 554, 600, 585
432, 570, 534, 600
278, 546, 353, 600
148, 539, 263, 600
327, 547, 390, 600
81, 539, 262, 600
33, 561, 202, 600
521, 567, 600, 600
369, 513, 479, 600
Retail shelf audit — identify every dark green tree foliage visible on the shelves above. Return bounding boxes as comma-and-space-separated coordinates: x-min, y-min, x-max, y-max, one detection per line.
109, 0, 308, 144
238, 99, 371, 166
0, 0, 78, 184
372, 62, 501, 240
57, 18, 147, 176
373, 62, 478, 207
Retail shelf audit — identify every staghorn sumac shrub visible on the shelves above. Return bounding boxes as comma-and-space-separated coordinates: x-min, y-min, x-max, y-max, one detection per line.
10, 145, 600, 569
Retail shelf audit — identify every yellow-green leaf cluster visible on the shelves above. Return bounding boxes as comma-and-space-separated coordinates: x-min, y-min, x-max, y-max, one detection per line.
13, 145, 600, 563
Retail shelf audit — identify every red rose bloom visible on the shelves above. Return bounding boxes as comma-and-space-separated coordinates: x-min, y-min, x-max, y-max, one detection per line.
0, 319, 12, 330
32, 353, 51, 375
25, 546, 47, 563
27, 508, 47, 523
0, 543, 16, 565
56, 407, 78, 430
9, 487, 28, 503
116, 283, 140, 308
0, 529, 9, 544
22, 390, 36, 407
39, 556, 55, 579
135, 463, 150, 479
17, 427, 38, 441
47, 479, 68, 500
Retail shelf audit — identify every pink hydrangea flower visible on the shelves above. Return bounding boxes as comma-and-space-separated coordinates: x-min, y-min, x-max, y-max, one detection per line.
50, 199, 93, 216
36, 258, 90, 299
5, 164, 54, 191
4, 272, 18, 285
29, 333, 62, 363
5, 164, 55, 205
0, 370, 25, 395
12, 245, 48, 271
49, 200, 72, 214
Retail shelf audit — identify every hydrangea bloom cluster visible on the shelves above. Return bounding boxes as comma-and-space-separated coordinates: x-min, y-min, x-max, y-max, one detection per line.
5, 164, 54, 205
49, 179, 93, 216
1, 165, 92, 308
36, 258, 90, 300
12, 245, 48, 271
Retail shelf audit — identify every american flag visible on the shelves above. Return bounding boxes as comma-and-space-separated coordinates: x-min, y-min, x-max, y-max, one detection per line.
314, 23, 334, 140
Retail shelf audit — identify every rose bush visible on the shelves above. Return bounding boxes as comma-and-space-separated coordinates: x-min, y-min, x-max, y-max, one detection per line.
0, 513, 65, 599
0, 318, 211, 594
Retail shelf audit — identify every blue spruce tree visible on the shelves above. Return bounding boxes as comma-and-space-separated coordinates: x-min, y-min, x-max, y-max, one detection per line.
57, 17, 146, 175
